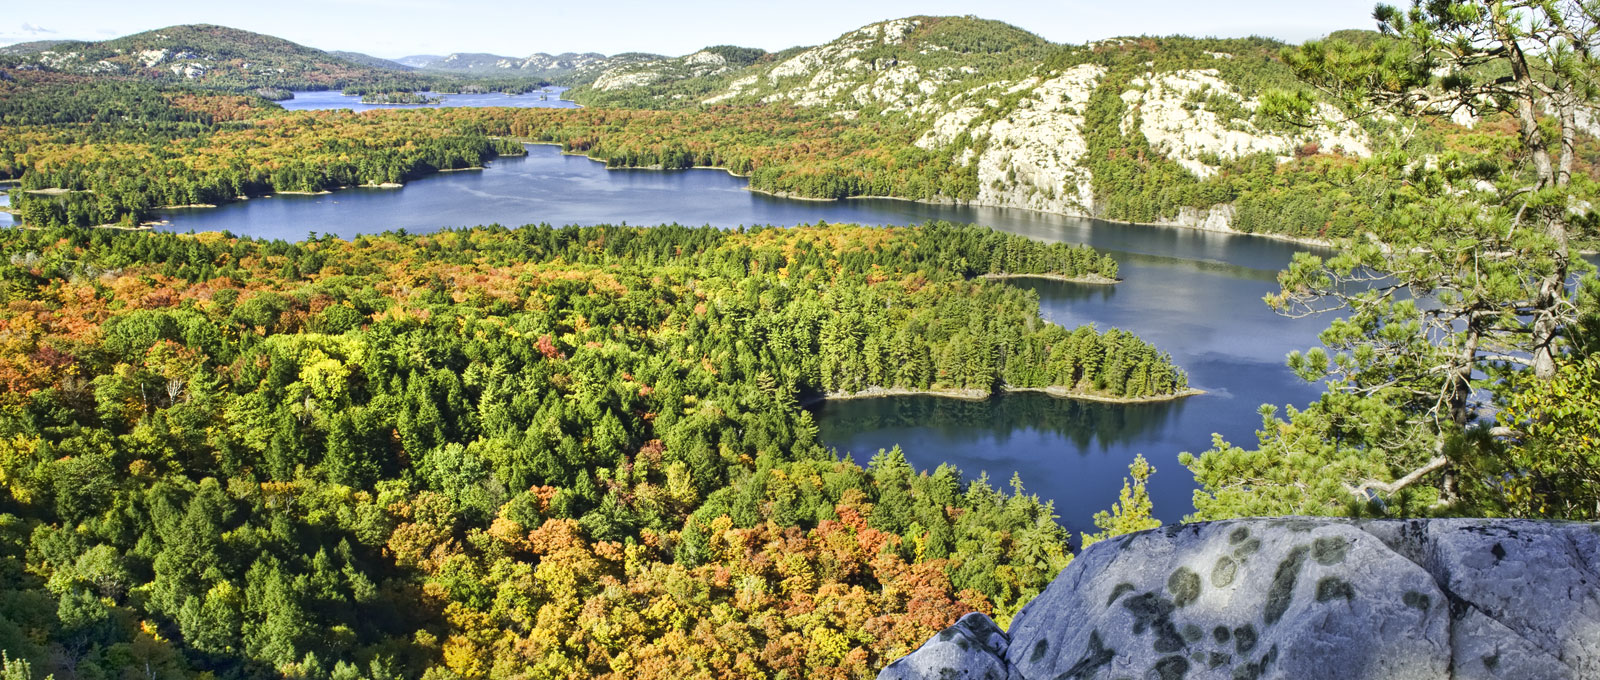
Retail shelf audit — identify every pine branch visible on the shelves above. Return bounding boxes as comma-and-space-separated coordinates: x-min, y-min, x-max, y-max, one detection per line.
1343, 455, 1449, 498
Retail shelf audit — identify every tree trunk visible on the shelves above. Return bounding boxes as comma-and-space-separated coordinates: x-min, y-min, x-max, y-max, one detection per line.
1499, 15, 1570, 380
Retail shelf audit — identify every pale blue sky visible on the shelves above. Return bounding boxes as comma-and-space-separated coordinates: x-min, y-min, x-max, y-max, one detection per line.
2, 1, 1382, 59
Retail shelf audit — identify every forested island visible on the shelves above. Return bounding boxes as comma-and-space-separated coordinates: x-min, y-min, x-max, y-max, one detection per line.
357, 91, 443, 105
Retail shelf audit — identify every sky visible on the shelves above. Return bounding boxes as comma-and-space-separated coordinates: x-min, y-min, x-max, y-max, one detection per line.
1, 1, 1382, 59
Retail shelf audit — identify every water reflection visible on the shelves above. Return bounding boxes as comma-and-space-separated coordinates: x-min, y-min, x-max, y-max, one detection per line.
813, 393, 1192, 535
146, 143, 1337, 528
817, 392, 1186, 454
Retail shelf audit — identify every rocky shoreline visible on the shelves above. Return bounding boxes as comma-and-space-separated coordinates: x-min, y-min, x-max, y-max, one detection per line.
799, 384, 1201, 408
978, 272, 1118, 285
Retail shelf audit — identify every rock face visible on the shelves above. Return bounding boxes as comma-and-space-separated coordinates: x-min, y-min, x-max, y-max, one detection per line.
878, 613, 1017, 680
1165, 205, 1237, 233
879, 518, 1600, 680
571, 17, 1386, 226
1119, 69, 1370, 180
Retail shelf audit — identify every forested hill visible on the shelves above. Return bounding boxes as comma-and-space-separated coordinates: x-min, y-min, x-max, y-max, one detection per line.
564, 16, 1382, 232
0, 221, 1185, 679
329, 51, 415, 72
0, 24, 412, 89
559, 16, 1600, 244
398, 51, 654, 83
0, 24, 533, 93
3, 16, 1594, 244
570, 16, 1054, 109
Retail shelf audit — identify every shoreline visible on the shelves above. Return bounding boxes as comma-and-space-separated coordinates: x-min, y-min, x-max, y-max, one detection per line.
799, 384, 1203, 408
37, 139, 1411, 252
979, 272, 1118, 285
746, 186, 838, 202
501, 143, 1343, 249
1142, 216, 1338, 250
1003, 386, 1206, 404
512, 140, 755, 181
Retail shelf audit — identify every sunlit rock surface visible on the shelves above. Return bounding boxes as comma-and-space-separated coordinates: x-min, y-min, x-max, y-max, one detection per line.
880, 518, 1600, 680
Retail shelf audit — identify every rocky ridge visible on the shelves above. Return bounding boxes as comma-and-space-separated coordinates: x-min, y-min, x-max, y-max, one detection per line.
878, 518, 1600, 680
1, 24, 409, 87
573, 17, 1374, 223
592, 48, 750, 92
398, 51, 651, 82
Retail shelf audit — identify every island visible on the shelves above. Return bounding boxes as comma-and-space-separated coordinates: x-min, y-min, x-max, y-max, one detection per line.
251, 86, 294, 101
359, 90, 443, 105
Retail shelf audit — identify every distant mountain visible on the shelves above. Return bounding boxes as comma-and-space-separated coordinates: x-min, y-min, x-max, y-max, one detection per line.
396, 54, 442, 68
402, 51, 658, 83
329, 50, 413, 71
586, 45, 770, 95
0, 39, 69, 56
3, 24, 421, 88
403, 52, 508, 71
569, 16, 1055, 108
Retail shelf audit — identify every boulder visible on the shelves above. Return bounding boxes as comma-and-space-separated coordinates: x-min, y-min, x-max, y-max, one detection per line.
879, 518, 1600, 680
878, 612, 1018, 680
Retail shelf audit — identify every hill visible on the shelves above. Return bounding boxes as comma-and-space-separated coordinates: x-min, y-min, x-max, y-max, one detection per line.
568, 17, 1373, 231
328, 50, 413, 71
571, 16, 1051, 109
0, 39, 69, 56
2, 24, 427, 89
402, 50, 655, 83
396, 54, 442, 68
582, 44, 773, 101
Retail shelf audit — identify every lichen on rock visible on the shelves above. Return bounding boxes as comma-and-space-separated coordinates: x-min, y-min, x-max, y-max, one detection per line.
877, 518, 1600, 680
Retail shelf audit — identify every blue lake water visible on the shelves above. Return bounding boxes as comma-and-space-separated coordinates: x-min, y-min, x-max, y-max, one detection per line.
154, 143, 1330, 532
277, 88, 580, 112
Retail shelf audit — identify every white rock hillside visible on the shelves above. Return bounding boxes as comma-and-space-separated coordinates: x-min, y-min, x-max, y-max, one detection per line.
593, 50, 738, 92
576, 18, 1380, 226
879, 518, 1600, 680
1120, 69, 1370, 179
916, 64, 1105, 215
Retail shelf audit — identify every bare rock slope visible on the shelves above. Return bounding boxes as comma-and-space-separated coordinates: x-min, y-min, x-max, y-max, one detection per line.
879, 518, 1600, 680
574, 17, 1372, 223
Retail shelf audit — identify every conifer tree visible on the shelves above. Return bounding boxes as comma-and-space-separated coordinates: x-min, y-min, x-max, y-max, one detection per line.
1188, 0, 1600, 518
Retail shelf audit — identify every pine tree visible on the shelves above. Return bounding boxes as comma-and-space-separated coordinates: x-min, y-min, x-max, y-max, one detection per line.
1080, 455, 1161, 548
1189, 0, 1600, 517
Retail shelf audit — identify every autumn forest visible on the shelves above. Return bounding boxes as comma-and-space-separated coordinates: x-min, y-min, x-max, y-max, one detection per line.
4, 3, 1600, 680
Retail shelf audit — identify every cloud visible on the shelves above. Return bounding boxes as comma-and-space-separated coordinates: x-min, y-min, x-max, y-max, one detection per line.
19, 23, 56, 35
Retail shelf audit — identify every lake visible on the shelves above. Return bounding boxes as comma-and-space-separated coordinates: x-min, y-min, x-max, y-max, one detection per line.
155, 143, 1330, 532
277, 88, 580, 112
